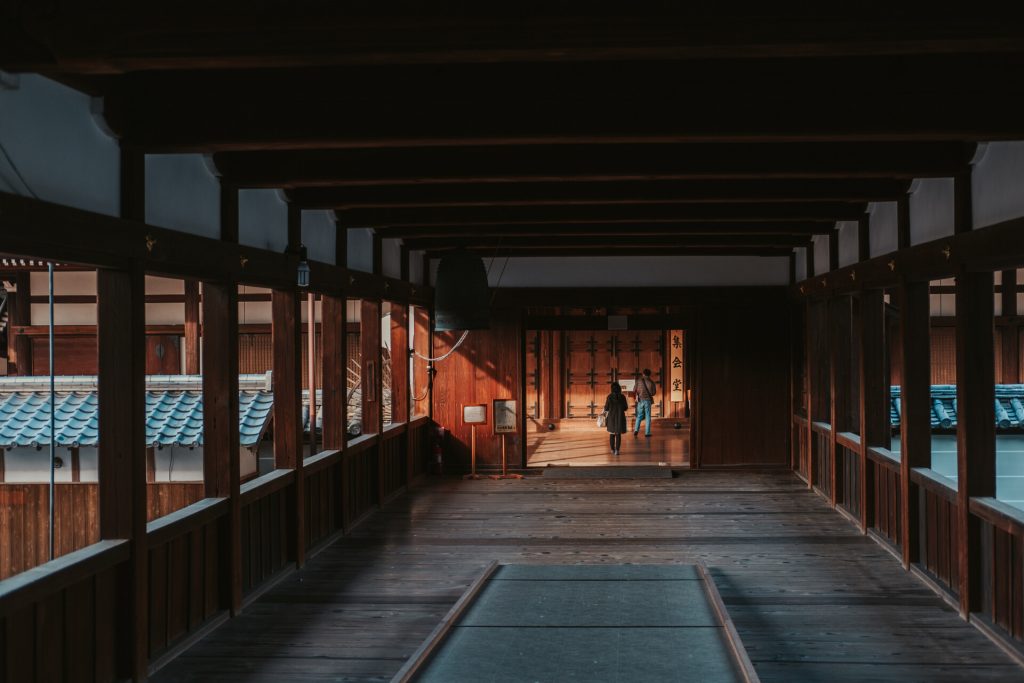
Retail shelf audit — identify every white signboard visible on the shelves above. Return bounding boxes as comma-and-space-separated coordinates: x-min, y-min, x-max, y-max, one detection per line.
462, 404, 488, 425
493, 399, 517, 434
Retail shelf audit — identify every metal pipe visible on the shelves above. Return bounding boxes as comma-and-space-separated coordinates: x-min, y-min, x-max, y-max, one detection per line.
48, 261, 55, 561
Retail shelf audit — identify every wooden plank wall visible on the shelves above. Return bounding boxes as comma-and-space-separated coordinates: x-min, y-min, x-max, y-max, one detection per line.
695, 295, 791, 467
0, 483, 204, 580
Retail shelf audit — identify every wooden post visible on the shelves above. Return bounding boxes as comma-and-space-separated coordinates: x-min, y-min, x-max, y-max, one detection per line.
829, 228, 839, 272
1001, 269, 1019, 383
184, 280, 201, 375
97, 266, 147, 682
372, 233, 383, 276
201, 281, 242, 614
361, 299, 382, 437
806, 244, 815, 280
955, 268, 996, 618
220, 181, 239, 244
9, 272, 31, 375
829, 296, 851, 507
897, 193, 911, 250
391, 303, 410, 424
899, 281, 931, 569
788, 252, 796, 286
954, 170, 973, 235
400, 244, 410, 283
859, 289, 887, 532
307, 292, 317, 455
804, 300, 814, 489
412, 305, 432, 419
287, 204, 302, 253
321, 295, 347, 449
272, 289, 305, 567
858, 213, 871, 263
334, 217, 348, 269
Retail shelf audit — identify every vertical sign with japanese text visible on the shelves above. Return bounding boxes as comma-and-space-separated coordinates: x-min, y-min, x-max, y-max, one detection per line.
669, 330, 685, 402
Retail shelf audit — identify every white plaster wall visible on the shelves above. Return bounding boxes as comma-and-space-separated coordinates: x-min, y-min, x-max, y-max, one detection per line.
471, 255, 789, 287
3, 447, 96, 482
909, 178, 955, 245
302, 210, 336, 265
812, 235, 830, 275
794, 247, 807, 281
382, 239, 402, 279
239, 189, 288, 253
145, 275, 185, 325
152, 446, 203, 482
31, 271, 97, 325
347, 228, 375, 272
238, 285, 272, 325
409, 249, 424, 284
837, 220, 859, 268
0, 75, 119, 215
869, 201, 898, 258
972, 141, 1024, 229
346, 299, 362, 323
145, 154, 220, 239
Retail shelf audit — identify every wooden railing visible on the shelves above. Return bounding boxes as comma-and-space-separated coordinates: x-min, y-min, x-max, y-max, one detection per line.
408, 415, 432, 481
304, 449, 343, 550
836, 433, 861, 520
381, 422, 409, 502
867, 447, 902, 548
146, 497, 230, 660
811, 422, 832, 496
911, 467, 960, 596
971, 497, 1024, 642
0, 482, 206, 580
240, 469, 296, 597
343, 435, 380, 531
792, 414, 809, 481
0, 539, 130, 681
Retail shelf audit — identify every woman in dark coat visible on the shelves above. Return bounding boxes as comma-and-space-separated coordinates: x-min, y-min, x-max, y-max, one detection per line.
603, 382, 629, 455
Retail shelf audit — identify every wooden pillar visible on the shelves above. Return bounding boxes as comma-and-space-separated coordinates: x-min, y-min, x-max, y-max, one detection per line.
1001, 269, 1019, 383
9, 272, 31, 375
400, 245, 410, 283
897, 193, 911, 250
858, 213, 871, 263
954, 170, 973, 235
97, 266, 147, 681
391, 303, 410, 424
412, 306, 431, 420
859, 289, 887, 531
184, 280, 201, 375
955, 268, 996, 618
361, 299, 382, 436
372, 233, 383, 276
829, 296, 851, 507
287, 204, 301, 252
201, 282, 242, 614
805, 245, 815, 280
322, 295, 347, 449
271, 289, 305, 567
829, 229, 839, 272
788, 252, 796, 286
422, 254, 431, 286
804, 301, 814, 489
220, 181, 239, 244
120, 148, 145, 224
899, 281, 931, 568
335, 218, 348, 269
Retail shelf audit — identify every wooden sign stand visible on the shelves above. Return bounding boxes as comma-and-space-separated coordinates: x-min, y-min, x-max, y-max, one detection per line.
463, 425, 484, 479
490, 434, 524, 480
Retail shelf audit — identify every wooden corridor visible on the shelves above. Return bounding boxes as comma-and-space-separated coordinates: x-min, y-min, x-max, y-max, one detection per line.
152, 471, 1024, 683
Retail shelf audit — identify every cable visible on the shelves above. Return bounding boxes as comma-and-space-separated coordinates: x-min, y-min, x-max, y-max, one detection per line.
412, 329, 469, 363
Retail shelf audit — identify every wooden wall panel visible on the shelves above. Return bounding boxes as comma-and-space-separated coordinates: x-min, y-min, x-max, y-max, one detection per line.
432, 309, 521, 470
931, 326, 957, 385
695, 295, 790, 466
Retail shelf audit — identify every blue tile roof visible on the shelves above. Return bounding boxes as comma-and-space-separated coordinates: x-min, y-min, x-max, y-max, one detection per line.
890, 385, 1024, 431
0, 388, 274, 448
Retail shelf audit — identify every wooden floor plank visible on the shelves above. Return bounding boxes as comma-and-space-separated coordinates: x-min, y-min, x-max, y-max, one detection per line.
153, 471, 1024, 682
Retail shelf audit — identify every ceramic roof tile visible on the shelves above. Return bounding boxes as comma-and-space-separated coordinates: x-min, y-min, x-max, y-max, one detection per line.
0, 388, 273, 448
890, 385, 1023, 430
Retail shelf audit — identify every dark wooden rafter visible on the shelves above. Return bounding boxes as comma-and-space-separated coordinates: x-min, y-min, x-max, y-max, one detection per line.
212, 143, 975, 187
287, 179, 913, 209
376, 221, 834, 239
407, 234, 812, 251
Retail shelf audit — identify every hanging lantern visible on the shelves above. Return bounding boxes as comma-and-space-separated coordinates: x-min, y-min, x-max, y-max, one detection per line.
435, 249, 490, 331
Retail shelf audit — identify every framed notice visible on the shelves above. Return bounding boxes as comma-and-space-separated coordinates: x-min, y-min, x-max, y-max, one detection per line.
618, 378, 636, 393
493, 399, 517, 434
669, 330, 685, 402
462, 404, 488, 425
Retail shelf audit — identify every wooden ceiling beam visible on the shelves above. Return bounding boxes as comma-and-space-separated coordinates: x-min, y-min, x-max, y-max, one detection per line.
213, 143, 973, 188
338, 202, 865, 227
407, 234, 810, 250
424, 247, 796, 258
6, 12, 1024, 73
375, 221, 835, 239
287, 179, 911, 209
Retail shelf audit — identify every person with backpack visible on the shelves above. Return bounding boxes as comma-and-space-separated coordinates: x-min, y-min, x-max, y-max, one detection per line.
633, 368, 657, 438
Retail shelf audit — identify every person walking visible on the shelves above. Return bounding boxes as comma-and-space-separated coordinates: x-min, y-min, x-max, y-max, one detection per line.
603, 382, 629, 455
633, 368, 657, 438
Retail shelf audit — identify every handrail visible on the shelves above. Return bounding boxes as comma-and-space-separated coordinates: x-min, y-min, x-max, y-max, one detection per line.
0, 539, 130, 616
382, 421, 407, 439
970, 497, 1024, 537
240, 469, 295, 506
304, 449, 342, 475
409, 414, 430, 428
835, 431, 861, 451
792, 414, 809, 426
866, 446, 901, 472
147, 497, 229, 547
347, 433, 379, 456
811, 421, 832, 435
910, 467, 958, 503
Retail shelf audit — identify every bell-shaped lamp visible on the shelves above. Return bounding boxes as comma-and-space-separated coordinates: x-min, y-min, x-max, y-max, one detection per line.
434, 250, 490, 331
